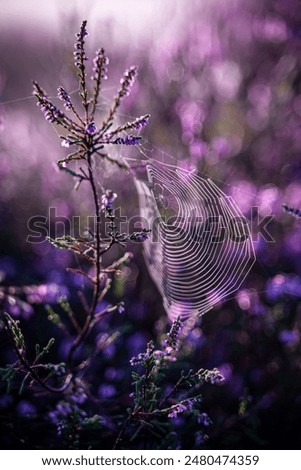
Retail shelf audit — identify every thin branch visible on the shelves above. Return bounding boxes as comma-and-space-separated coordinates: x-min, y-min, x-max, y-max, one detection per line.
2, 312, 72, 394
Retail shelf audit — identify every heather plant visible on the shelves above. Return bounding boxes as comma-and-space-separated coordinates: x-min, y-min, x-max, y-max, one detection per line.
0, 21, 223, 450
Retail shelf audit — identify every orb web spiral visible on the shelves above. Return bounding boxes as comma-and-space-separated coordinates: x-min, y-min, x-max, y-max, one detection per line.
134, 161, 256, 321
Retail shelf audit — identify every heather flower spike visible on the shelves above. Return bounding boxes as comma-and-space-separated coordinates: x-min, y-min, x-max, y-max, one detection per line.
91, 48, 109, 117
168, 399, 195, 418
110, 135, 141, 146
33, 81, 82, 134
165, 317, 183, 351
100, 65, 138, 133
74, 20, 89, 112
57, 86, 72, 110
104, 114, 150, 140
33, 81, 65, 125
282, 203, 301, 218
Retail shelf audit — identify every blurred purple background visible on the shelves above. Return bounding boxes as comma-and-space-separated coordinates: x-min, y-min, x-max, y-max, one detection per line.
1, 0, 301, 450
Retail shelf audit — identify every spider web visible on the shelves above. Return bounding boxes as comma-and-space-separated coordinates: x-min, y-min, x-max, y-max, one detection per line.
133, 158, 256, 321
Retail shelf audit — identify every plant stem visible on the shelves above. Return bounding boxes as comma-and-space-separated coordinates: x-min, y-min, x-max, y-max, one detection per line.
87, 151, 102, 314
113, 408, 140, 450
67, 148, 102, 366
2, 312, 72, 394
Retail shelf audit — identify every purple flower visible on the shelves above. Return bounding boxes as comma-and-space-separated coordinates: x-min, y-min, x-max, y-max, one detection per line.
101, 189, 117, 211
165, 317, 183, 351
132, 115, 150, 130
61, 139, 71, 148
168, 404, 186, 418
85, 122, 97, 135
55, 402, 73, 417
197, 412, 211, 427
74, 20, 88, 67
168, 400, 193, 418
130, 229, 150, 242
70, 387, 87, 405
119, 66, 138, 98
283, 203, 301, 218
57, 86, 72, 110
92, 48, 109, 81
197, 367, 224, 384
75, 20, 88, 41
117, 304, 125, 314
37, 97, 64, 123
73, 50, 86, 67
135, 232, 149, 242
130, 340, 154, 365
57, 421, 66, 436
111, 135, 141, 145
52, 363, 66, 377
49, 398, 87, 426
